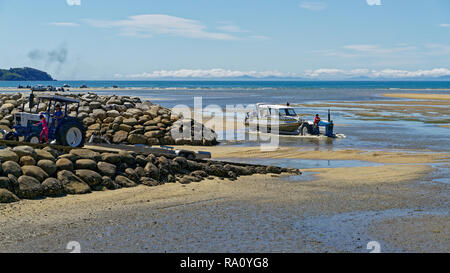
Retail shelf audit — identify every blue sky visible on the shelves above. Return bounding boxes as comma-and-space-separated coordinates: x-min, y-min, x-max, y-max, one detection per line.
0, 0, 449, 80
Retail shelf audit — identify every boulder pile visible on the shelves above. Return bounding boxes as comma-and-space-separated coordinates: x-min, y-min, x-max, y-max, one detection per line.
0, 92, 218, 146
0, 145, 300, 203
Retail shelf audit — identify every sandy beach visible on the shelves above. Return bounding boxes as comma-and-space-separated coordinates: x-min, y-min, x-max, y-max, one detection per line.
1, 159, 447, 252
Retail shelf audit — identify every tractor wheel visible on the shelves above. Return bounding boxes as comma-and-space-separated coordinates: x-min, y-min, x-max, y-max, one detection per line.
58, 122, 85, 147
25, 133, 41, 144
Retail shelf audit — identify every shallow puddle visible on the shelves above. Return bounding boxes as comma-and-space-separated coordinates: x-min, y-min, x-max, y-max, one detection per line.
215, 157, 382, 169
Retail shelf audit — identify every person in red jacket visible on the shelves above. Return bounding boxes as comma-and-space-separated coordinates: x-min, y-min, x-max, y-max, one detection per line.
34, 114, 49, 143
314, 114, 320, 135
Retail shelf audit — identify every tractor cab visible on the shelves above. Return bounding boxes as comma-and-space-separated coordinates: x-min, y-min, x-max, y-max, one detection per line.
4, 94, 86, 147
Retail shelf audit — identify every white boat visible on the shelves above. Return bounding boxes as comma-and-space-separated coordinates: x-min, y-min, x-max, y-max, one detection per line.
245, 103, 304, 133
245, 103, 336, 137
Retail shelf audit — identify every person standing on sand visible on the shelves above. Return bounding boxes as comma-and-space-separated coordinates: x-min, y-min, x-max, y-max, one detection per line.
34, 114, 49, 144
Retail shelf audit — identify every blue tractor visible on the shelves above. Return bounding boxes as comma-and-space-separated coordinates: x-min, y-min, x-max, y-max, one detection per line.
299, 109, 335, 137
4, 94, 86, 147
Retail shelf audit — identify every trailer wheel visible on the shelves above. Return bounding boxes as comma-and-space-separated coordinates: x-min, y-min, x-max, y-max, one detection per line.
25, 133, 41, 144
300, 124, 311, 136
58, 122, 85, 147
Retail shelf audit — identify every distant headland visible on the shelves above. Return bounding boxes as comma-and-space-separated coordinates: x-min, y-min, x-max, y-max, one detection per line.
0, 67, 54, 81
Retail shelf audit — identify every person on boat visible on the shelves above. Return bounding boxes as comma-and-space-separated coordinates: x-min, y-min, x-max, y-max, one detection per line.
286, 102, 290, 106
34, 114, 49, 144
314, 114, 321, 135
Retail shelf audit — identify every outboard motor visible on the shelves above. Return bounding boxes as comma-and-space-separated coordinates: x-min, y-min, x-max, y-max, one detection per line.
325, 109, 334, 137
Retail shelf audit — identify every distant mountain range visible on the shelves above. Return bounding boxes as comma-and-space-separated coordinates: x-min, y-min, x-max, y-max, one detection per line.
0, 67, 54, 81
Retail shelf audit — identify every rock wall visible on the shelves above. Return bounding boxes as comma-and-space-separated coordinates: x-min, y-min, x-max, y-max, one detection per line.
0, 145, 300, 203
0, 92, 218, 146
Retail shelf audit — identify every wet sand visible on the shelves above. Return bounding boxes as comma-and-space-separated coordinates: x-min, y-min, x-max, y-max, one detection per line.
382, 93, 450, 100
294, 92, 450, 127
1, 160, 447, 252
170, 145, 450, 164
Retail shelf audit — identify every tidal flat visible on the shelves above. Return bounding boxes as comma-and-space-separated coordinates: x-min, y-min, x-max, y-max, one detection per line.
0, 92, 449, 253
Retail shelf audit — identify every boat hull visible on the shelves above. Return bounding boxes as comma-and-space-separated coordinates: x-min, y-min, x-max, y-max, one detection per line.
245, 120, 302, 132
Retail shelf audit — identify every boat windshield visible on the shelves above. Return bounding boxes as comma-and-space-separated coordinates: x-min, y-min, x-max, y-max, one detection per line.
279, 108, 297, 116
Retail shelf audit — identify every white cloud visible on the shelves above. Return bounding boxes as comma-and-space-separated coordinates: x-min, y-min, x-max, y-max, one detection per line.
440, 24, 450, 28
249, 35, 270, 40
86, 14, 238, 40
117, 69, 297, 79
343, 44, 416, 54
366, 0, 382, 6
425, 44, 450, 55
299, 1, 327, 11
48, 22, 80, 27
66, 0, 81, 6
217, 24, 248, 33
304, 68, 450, 78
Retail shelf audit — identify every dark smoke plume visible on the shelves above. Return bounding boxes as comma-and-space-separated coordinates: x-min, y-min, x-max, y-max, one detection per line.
27, 44, 68, 66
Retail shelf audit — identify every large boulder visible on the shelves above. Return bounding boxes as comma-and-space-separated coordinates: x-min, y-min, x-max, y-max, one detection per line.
123, 118, 138, 126
127, 134, 147, 145
124, 168, 140, 182
101, 176, 120, 190
101, 153, 121, 164
70, 149, 101, 161
13, 146, 37, 160
113, 131, 128, 144
21, 165, 49, 182
0, 189, 19, 203
58, 153, 79, 162
144, 162, 160, 179
140, 177, 159, 187
57, 170, 91, 195
107, 110, 120, 118
42, 178, 65, 197
17, 175, 44, 199
190, 170, 208, 178
2, 161, 22, 177
7, 174, 19, 194
34, 149, 55, 161
0, 176, 12, 191
118, 151, 135, 165
43, 147, 59, 159
97, 161, 116, 177
119, 124, 132, 132
75, 159, 98, 171
20, 156, 36, 166
115, 175, 137, 188
56, 158, 74, 172
37, 160, 57, 176
75, 169, 102, 187
0, 149, 19, 163
92, 109, 107, 120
